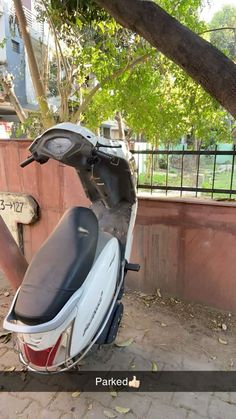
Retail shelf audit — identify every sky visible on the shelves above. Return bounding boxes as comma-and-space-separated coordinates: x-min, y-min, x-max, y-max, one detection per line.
200, 0, 236, 21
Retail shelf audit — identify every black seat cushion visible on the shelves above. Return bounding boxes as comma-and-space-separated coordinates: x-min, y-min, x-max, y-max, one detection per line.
14, 207, 98, 325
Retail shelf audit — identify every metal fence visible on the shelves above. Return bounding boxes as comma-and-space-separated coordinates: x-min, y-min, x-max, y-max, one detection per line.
131, 146, 236, 199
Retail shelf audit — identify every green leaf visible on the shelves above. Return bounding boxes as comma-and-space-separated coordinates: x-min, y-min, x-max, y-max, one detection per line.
152, 361, 158, 372
115, 406, 130, 414
115, 338, 134, 347
72, 391, 81, 397
104, 410, 117, 418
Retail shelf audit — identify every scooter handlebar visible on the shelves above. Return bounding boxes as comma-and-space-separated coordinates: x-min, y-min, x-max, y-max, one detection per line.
20, 155, 35, 168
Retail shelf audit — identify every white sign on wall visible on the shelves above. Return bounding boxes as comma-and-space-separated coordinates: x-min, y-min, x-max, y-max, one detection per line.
0, 192, 39, 249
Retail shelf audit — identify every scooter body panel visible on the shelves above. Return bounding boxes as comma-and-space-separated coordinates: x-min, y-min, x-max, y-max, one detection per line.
70, 237, 120, 356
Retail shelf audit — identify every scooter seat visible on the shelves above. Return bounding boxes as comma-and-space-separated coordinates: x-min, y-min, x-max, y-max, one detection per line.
14, 207, 98, 325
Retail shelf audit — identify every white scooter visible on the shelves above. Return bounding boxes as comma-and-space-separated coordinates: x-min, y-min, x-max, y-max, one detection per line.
3, 123, 139, 373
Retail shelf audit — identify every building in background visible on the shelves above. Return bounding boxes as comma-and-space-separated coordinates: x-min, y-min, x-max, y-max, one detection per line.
100, 119, 129, 140
0, 0, 49, 137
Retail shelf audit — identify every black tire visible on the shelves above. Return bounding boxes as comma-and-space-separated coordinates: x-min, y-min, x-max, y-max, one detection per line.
105, 302, 124, 344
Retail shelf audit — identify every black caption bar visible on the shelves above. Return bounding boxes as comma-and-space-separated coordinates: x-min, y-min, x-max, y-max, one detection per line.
1, 371, 236, 392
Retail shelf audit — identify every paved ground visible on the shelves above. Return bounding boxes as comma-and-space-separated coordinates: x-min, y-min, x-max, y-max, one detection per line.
1, 272, 236, 418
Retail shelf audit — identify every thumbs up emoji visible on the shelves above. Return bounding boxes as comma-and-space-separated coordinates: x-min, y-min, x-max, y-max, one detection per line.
128, 376, 140, 389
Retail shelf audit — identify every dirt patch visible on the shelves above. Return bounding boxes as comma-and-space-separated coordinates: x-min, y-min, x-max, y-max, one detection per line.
130, 288, 236, 333
1, 283, 236, 371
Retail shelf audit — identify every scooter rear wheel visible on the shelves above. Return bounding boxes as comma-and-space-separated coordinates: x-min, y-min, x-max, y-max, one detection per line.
95, 302, 124, 345
105, 302, 124, 344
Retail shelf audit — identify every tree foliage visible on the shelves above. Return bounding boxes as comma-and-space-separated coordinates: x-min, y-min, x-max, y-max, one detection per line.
45, 0, 233, 145
3, 0, 235, 145
209, 5, 236, 60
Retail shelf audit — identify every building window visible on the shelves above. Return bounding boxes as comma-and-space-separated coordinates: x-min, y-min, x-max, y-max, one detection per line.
103, 127, 111, 139
12, 40, 20, 54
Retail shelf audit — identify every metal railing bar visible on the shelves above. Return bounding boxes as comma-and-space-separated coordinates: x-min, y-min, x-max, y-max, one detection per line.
131, 150, 236, 156
150, 146, 154, 195
230, 145, 236, 200
195, 143, 201, 198
211, 145, 217, 199
166, 145, 169, 196
136, 147, 140, 193
138, 185, 236, 194
180, 145, 184, 197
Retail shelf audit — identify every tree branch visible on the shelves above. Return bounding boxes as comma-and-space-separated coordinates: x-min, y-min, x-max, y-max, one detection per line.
41, 0, 75, 122
41, 0, 70, 80
0, 73, 28, 123
13, 0, 55, 128
94, 0, 236, 118
199, 27, 236, 35
70, 52, 151, 123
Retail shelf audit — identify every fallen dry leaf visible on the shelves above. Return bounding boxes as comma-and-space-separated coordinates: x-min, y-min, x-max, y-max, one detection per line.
110, 391, 117, 398
156, 289, 162, 298
5, 366, 15, 372
0, 332, 11, 343
221, 323, 227, 331
103, 410, 117, 418
71, 391, 81, 398
152, 361, 158, 372
4, 292, 10, 297
143, 295, 155, 302
139, 292, 148, 298
161, 323, 167, 327
88, 403, 93, 410
115, 406, 130, 414
218, 337, 228, 345
115, 338, 134, 347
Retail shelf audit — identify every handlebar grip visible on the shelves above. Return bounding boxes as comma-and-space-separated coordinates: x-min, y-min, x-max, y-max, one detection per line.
20, 155, 35, 168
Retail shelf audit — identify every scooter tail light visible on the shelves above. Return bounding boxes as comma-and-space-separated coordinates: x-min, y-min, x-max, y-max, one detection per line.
23, 335, 62, 367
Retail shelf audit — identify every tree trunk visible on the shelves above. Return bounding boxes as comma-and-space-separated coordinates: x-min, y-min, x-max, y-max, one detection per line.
0, 73, 27, 123
115, 111, 126, 140
0, 216, 28, 289
95, 0, 236, 119
13, 0, 55, 129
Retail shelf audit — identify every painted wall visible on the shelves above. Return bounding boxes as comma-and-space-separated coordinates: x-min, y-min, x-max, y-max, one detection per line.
0, 140, 90, 259
129, 197, 236, 312
1, 140, 236, 312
